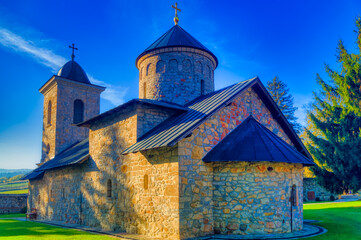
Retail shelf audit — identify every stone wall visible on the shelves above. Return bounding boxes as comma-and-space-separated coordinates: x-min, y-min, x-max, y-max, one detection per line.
40, 77, 103, 163
138, 50, 215, 105
212, 162, 303, 234
178, 88, 300, 239
0, 194, 27, 214
303, 178, 333, 201
29, 105, 180, 239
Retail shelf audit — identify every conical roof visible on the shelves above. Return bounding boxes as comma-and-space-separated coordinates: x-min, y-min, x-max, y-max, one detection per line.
57, 60, 90, 84
136, 25, 218, 67
203, 116, 315, 166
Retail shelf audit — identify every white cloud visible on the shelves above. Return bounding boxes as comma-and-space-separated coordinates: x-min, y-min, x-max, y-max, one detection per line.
0, 28, 67, 71
89, 76, 128, 106
0, 27, 126, 106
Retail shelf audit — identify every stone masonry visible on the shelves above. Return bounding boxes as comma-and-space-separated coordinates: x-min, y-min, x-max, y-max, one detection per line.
29, 86, 305, 239
39, 76, 104, 162
303, 178, 333, 201
0, 194, 27, 214
138, 48, 216, 105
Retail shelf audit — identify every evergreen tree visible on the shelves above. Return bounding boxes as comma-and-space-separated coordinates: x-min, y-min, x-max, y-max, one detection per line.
266, 76, 302, 133
306, 18, 361, 194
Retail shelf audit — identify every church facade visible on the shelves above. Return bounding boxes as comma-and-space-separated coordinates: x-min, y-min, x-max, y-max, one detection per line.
24, 20, 314, 239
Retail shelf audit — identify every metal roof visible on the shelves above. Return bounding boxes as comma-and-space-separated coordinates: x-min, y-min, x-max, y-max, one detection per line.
203, 116, 315, 166
136, 25, 218, 67
77, 99, 189, 128
22, 139, 89, 180
57, 60, 91, 84
122, 78, 258, 154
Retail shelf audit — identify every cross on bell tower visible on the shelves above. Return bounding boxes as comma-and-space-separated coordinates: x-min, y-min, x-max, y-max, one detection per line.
69, 43, 78, 61
172, 2, 181, 25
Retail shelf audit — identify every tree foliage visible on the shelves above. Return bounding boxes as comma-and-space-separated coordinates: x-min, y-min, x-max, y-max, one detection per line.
306, 18, 361, 194
267, 76, 302, 133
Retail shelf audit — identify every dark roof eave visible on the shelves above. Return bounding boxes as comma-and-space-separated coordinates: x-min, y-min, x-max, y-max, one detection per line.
135, 46, 218, 69
77, 99, 189, 128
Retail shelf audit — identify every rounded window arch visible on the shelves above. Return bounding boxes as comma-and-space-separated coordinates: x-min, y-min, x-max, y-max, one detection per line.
195, 61, 203, 74
169, 59, 178, 72
182, 59, 192, 73
156, 60, 166, 73
207, 65, 212, 78
146, 63, 152, 76
107, 179, 112, 198
73, 99, 84, 124
47, 101, 52, 125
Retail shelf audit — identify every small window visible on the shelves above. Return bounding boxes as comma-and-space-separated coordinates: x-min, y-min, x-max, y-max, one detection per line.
50, 189, 53, 198
37, 195, 40, 205
291, 184, 299, 206
146, 63, 152, 76
182, 59, 191, 73
156, 60, 165, 73
195, 61, 203, 74
107, 179, 112, 198
73, 99, 84, 124
47, 101, 52, 125
208, 65, 212, 78
62, 188, 65, 199
169, 59, 178, 72
143, 82, 147, 98
201, 80, 205, 95
144, 174, 149, 190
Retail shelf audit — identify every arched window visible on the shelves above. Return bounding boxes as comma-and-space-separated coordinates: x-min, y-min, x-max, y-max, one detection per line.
144, 174, 149, 190
156, 60, 165, 73
169, 59, 178, 72
146, 63, 152, 76
73, 99, 84, 124
37, 195, 40, 205
143, 82, 147, 98
201, 80, 205, 95
182, 59, 191, 73
208, 65, 212, 78
47, 101, 52, 125
107, 179, 112, 198
195, 61, 203, 74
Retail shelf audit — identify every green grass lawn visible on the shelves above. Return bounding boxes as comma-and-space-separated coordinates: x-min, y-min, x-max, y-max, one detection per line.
0, 181, 28, 194
0, 217, 115, 239
304, 200, 361, 240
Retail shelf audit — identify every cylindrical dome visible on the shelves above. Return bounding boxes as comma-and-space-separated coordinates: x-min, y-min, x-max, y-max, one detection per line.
136, 25, 218, 105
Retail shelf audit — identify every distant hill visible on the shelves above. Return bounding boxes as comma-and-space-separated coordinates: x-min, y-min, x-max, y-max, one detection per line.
0, 169, 32, 179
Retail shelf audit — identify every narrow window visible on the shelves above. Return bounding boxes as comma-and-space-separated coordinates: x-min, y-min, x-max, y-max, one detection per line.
182, 59, 191, 73
169, 59, 178, 72
291, 184, 299, 206
144, 174, 149, 190
47, 101, 52, 125
62, 188, 65, 199
107, 179, 112, 198
146, 63, 151, 76
195, 61, 203, 74
201, 80, 205, 95
143, 82, 147, 98
73, 99, 84, 124
208, 65, 212, 78
156, 60, 165, 73
37, 195, 40, 205
50, 189, 53, 198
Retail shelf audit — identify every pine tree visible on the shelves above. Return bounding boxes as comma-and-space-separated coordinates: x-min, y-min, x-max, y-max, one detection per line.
266, 76, 302, 133
306, 18, 361, 194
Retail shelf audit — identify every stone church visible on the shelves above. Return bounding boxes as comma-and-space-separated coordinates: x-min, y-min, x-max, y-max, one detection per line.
23, 10, 314, 239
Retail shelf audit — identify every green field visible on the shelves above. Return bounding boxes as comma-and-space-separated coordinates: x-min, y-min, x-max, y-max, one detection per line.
0, 181, 28, 194
304, 200, 361, 239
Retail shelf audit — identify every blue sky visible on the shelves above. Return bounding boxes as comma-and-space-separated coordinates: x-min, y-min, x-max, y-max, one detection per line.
0, 0, 360, 169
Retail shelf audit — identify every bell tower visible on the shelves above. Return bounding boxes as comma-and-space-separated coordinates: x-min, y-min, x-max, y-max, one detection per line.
39, 47, 105, 163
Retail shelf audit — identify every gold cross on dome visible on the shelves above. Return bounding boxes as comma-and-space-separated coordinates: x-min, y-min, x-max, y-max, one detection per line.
172, 2, 181, 25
